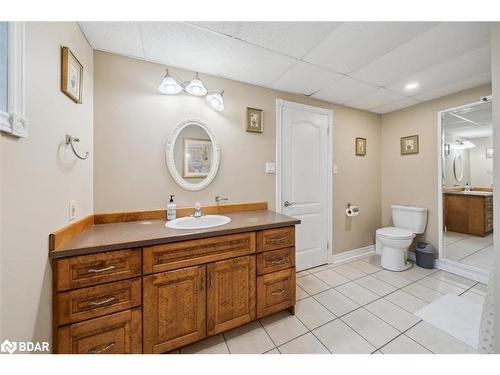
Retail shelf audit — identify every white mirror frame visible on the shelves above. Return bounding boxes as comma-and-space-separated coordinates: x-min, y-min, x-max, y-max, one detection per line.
453, 154, 464, 182
165, 119, 220, 191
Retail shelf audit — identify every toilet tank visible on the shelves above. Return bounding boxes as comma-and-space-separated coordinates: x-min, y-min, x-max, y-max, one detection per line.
391, 205, 428, 234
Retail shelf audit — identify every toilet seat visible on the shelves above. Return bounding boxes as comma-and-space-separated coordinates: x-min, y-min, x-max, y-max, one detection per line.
376, 226, 413, 240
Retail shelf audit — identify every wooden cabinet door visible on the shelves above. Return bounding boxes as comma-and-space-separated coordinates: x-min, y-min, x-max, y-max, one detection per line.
56, 308, 142, 354
207, 255, 256, 335
143, 265, 206, 353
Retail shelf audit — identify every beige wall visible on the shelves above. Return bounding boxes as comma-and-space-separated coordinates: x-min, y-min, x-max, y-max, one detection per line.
380, 84, 491, 249
0, 22, 93, 344
469, 136, 493, 188
93, 51, 381, 255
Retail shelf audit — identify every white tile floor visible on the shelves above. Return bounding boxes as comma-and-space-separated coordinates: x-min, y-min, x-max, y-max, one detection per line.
176, 254, 485, 354
445, 231, 494, 272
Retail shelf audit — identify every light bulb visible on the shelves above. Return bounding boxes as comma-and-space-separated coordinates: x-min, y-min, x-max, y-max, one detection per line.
158, 70, 183, 95
206, 91, 224, 111
185, 73, 208, 97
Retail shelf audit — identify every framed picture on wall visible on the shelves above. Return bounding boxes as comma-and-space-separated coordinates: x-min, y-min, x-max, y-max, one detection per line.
401, 135, 419, 155
183, 138, 212, 178
61, 46, 83, 103
486, 147, 494, 158
246, 107, 263, 133
355, 137, 366, 156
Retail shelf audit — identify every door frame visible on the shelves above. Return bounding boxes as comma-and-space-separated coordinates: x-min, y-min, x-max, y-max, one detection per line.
275, 99, 334, 265
436, 97, 492, 283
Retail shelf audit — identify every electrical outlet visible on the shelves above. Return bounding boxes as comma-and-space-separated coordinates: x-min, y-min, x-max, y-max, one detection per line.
69, 200, 77, 221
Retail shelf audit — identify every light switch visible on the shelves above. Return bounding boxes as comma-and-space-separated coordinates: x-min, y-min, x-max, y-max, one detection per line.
333, 165, 338, 175
265, 162, 276, 174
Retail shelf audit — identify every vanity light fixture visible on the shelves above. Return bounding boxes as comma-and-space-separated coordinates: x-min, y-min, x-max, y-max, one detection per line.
158, 69, 183, 95
159, 69, 224, 111
206, 90, 224, 112
450, 139, 476, 150
185, 72, 208, 97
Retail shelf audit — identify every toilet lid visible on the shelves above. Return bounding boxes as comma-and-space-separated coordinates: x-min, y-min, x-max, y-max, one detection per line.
376, 227, 413, 239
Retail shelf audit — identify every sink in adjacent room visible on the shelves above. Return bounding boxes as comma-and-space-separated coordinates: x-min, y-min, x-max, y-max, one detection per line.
165, 215, 231, 230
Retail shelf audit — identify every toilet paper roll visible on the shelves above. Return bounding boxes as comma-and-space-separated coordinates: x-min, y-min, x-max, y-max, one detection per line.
346, 206, 359, 217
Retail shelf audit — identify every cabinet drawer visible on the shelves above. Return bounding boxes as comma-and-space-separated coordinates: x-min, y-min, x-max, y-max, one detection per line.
56, 308, 142, 354
143, 232, 255, 274
257, 247, 295, 275
257, 268, 295, 318
257, 227, 295, 252
55, 278, 142, 326
54, 249, 142, 291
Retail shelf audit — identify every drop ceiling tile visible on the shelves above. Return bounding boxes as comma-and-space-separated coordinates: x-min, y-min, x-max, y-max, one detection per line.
79, 22, 144, 58
312, 77, 377, 104
236, 22, 340, 58
304, 22, 438, 74
187, 22, 240, 37
140, 22, 296, 86
352, 22, 491, 86
271, 62, 344, 96
345, 88, 407, 110
220, 39, 297, 86
371, 98, 420, 114
140, 22, 232, 75
387, 46, 490, 96
413, 71, 491, 102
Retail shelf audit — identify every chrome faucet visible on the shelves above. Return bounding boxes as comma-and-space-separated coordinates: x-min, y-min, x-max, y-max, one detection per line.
194, 202, 202, 218
215, 196, 229, 204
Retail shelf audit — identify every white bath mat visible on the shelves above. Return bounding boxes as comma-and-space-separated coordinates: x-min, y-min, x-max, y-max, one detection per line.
415, 293, 482, 349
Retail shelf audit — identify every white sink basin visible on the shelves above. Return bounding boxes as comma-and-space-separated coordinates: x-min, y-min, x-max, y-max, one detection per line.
165, 215, 231, 230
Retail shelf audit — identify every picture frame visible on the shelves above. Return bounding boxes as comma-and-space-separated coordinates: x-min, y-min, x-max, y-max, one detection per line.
401, 135, 419, 155
61, 46, 83, 103
183, 137, 212, 179
246, 107, 263, 133
486, 147, 493, 159
355, 137, 367, 156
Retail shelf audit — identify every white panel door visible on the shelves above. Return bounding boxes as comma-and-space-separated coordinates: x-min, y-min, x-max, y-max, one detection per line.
278, 100, 331, 271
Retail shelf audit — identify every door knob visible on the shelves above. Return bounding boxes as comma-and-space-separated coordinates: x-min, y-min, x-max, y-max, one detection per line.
283, 201, 295, 207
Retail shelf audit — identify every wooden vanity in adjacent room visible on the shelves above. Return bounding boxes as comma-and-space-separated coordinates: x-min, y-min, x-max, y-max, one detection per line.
444, 190, 493, 236
49, 203, 299, 354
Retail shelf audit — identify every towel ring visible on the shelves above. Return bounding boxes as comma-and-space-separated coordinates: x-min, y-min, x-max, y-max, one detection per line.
66, 135, 89, 160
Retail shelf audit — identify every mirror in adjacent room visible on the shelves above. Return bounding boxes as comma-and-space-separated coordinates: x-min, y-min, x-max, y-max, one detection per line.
440, 99, 494, 272
166, 119, 220, 191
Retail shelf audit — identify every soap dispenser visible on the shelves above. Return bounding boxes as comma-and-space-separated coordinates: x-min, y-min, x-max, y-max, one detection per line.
167, 195, 176, 221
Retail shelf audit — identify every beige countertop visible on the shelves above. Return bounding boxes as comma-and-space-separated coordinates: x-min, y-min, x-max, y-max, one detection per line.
444, 190, 493, 197
49, 210, 300, 259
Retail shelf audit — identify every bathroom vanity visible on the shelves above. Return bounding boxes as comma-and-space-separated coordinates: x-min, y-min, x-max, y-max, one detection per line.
444, 191, 493, 236
49, 205, 299, 354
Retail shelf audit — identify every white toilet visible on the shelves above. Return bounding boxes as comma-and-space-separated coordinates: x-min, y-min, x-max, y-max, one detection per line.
376, 205, 428, 271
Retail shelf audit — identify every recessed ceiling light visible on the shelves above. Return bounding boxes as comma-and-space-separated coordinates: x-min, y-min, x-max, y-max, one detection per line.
405, 82, 419, 91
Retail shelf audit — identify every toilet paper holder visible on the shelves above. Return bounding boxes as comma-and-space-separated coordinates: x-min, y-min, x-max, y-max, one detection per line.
346, 203, 360, 217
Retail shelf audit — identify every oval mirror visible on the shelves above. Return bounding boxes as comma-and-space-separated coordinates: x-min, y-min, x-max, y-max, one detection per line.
453, 154, 463, 182
166, 119, 220, 191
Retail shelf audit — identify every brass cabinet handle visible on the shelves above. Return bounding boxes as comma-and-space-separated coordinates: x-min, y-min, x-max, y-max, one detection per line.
269, 236, 287, 244
88, 342, 116, 354
271, 289, 288, 296
87, 296, 117, 307
87, 265, 116, 273
269, 257, 287, 265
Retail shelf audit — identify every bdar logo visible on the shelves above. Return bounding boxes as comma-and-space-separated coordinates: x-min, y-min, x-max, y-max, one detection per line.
1, 339, 17, 354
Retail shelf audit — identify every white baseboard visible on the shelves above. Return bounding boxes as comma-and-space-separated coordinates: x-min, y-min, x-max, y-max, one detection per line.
436, 259, 490, 284
331, 245, 375, 265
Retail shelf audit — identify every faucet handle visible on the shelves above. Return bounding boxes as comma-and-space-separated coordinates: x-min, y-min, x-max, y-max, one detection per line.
195, 202, 201, 209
